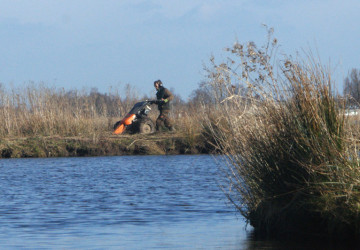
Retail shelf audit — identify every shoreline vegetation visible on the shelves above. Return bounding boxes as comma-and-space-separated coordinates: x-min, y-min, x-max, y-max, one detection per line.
0, 81, 215, 158
0, 133, 212, 158
202, 28, 360, 242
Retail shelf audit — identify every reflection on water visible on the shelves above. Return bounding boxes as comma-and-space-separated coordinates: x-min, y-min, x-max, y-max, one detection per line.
0, 155, 352, 249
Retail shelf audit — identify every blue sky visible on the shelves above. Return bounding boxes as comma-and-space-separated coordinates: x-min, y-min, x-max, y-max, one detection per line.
0, 0, 359, 99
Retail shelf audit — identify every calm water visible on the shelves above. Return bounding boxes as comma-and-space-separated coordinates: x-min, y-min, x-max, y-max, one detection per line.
0, 155, 347, 249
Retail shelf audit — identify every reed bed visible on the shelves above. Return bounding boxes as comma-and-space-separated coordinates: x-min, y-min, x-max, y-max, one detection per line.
202, 30, 360, 240
0, 83, 204, 143
0, 83, 138, 138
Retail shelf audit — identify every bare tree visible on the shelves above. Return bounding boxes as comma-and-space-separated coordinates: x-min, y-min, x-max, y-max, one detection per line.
343, 68, 360, 107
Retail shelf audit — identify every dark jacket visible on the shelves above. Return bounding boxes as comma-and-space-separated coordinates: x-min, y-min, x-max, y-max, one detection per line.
156, 86, 174, 111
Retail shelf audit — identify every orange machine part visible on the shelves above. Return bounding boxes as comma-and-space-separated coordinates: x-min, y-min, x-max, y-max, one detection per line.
123, 114, 136, 125
113, 124, 125, 134
113, 114, 136, 135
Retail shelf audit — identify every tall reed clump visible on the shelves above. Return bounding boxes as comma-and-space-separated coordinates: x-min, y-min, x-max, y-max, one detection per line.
203, 28, 360, 240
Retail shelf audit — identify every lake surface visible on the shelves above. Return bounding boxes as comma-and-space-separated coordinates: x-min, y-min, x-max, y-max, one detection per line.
0, 155, 349, 249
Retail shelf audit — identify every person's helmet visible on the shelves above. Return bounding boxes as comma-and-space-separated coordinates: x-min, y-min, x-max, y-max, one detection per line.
154, 79, 163, 87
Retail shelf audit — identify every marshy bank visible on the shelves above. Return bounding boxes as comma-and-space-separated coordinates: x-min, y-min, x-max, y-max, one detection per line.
0, 132, 213, 158
0, 82, 214, 158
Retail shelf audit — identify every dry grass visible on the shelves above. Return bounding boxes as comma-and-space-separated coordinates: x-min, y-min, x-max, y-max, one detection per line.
0, 83, 137, 138
201, 28, 360, 240
0, 82, 207, 152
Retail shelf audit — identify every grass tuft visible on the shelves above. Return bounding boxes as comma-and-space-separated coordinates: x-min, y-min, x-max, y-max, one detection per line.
202, 29, 360, 240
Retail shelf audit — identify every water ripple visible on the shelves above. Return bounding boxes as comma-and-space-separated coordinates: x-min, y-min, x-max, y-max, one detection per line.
0, 155, 248, 248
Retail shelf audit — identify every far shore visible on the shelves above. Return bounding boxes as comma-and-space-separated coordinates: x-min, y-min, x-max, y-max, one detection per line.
0, 132, 213, 158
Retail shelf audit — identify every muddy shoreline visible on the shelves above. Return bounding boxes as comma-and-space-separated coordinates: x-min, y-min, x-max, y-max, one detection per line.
0, 132, 213, 158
